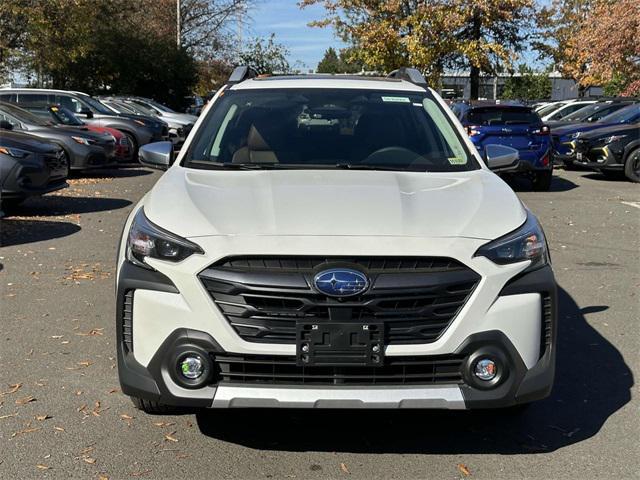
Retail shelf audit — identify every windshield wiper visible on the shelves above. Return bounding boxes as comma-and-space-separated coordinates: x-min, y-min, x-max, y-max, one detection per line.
185, 160, 279, 170
335, 163, 424, 172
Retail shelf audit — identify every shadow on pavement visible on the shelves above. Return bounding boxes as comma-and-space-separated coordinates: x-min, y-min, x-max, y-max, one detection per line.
196, 287, 632, 454
0, 218, 81, 247
3, 195, 132, 217
78, 167, 153, 179
582, 172, 626, 182
504, 173, 579, 192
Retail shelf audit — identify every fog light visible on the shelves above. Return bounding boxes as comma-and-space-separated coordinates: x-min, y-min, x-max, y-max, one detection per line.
179, 355, 204, 379
474, 358, 497, 381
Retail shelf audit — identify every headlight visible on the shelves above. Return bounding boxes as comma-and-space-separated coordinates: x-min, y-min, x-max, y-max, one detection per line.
604, 134, 627, 144
71, 136, 95, 145
475, 212, 549, 271
126, 208, 203, 269
0, 146, 30, 158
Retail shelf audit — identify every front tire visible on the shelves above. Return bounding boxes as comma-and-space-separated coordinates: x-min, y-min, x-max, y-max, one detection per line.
122, 132, 139, 162
624, 148, 640, 183
532, 170, 553, 191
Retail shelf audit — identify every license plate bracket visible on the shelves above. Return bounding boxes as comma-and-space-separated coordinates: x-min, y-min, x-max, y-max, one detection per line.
296, 322, 384, 367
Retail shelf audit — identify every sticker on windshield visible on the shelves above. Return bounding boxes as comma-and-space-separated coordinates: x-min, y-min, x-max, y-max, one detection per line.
381, 96, 410, 103
447, 157, 466, 165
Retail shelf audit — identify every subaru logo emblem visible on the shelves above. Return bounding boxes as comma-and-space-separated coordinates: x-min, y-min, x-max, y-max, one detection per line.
314, 269, 369, 297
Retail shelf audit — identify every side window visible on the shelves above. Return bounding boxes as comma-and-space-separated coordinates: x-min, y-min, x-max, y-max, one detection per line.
0, 93, 17, 103
0, 112, 21, 129
17, 93, 50, 109
55, 94, 83, 113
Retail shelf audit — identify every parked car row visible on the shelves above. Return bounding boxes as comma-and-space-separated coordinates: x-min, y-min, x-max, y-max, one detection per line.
451, 97, 639, 184
0, 87, 197, 213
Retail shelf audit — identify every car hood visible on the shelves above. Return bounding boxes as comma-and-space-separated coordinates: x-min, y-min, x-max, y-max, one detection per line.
0, 129, 60, 154
578, 122, 640, 140
145, 168, 526, 240
551, 122, 616, 138
162, 112, 197, 124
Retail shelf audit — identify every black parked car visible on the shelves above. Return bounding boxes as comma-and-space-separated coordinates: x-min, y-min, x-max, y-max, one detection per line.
1, 129, 68, 211
0, 101, 116, 170
573, 122, 640, 182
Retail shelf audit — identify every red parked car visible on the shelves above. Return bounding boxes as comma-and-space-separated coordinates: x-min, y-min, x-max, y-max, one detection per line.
37, 105, 132, 162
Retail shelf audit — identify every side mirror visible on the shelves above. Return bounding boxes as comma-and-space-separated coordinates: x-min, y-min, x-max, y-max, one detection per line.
79, 108, 94, 119
0, 120, 13, 131
484, 144, 519, 172
139, 141, 173, 171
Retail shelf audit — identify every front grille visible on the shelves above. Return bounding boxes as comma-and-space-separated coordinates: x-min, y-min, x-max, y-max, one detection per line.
217, 256, 467, 273
215, 353, 464, 385
44, 151, 68, 180
199, 256, 480, 345
122, 290, 134, 352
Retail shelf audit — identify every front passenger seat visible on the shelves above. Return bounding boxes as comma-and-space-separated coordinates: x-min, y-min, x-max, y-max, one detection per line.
232, 125, 279, 164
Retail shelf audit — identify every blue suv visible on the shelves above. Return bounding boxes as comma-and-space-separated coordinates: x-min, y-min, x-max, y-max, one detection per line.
458, 105, 553, 190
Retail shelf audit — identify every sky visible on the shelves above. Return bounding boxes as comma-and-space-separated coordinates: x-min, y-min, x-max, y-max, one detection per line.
245, 0, 347, 72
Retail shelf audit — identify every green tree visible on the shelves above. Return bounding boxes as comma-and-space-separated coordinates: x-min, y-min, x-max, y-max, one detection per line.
501, 65, 552, 100
317, 47, 361, 73
301, 0, 535, 99
238, 34, 290, 75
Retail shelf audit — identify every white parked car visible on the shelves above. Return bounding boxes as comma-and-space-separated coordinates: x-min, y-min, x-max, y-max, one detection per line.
116, 67, 557, 413
541, 100, 597, 122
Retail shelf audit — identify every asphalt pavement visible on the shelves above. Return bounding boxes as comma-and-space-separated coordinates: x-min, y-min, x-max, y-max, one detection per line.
1, 167, 638, 479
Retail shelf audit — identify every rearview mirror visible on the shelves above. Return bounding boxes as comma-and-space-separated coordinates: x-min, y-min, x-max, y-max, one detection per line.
0, 120, 13, 131
139, 141, 173, 171
484, 144, 519, 172
79, 108, 94, 119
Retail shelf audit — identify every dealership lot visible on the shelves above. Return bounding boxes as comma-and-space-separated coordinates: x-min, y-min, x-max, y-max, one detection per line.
0, 168, 638, 479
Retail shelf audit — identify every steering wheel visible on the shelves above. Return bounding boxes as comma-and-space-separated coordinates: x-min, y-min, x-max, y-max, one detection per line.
361, 146, 424, 167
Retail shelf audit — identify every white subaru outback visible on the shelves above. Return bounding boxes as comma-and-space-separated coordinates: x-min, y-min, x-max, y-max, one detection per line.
116, 67, 556, 414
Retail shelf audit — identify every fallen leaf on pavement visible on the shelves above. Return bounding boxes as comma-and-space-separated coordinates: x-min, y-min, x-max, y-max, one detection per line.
76, 328, 104, 336
121, 414, 134, 420
458, 464, 471, 477
83, 457, 96, 464
153, 422, 175, 427
54, 426, 65, 432
340, 463, 350, 474
15, 395, 36, 405
36, 464, 50, 470
35, 414, 52, 421
0, 383, 22, 396
12, 427, 41, 437
164, 432, 178, 443
0, 413, 18, 420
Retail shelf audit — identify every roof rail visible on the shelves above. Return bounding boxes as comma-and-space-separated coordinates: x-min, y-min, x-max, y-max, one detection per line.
387, 67, 428, 87
227, 66, 257, 85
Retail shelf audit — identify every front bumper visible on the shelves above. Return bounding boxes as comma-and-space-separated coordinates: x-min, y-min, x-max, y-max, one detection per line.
1, 152, 68, 198
574, 145, 624, 170
116, 254, 557, 409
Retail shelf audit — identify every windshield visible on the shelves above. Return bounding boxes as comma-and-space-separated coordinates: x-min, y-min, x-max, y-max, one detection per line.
537, 102, 566, 116
185, 88, 476, 172
138, 98, 175, 113
123, 101, 156, 116
80, 95, 113, 114
49, 105, 84, 126
598, 104, 640, 124
465, 107, 540, 125
0, 102, 52, 126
